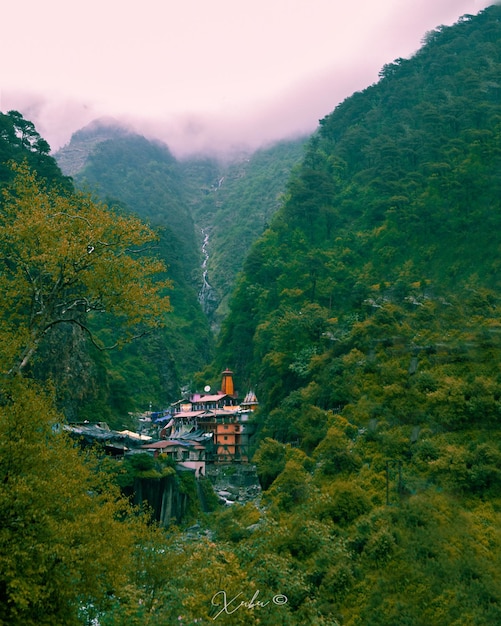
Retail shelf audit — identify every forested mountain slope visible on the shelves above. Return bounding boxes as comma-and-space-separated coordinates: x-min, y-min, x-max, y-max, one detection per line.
52, 117, 132, 176
56, 126, 307, 366
0, 111, 194, 625
200, 7, 501, 624
182, 137, 308, 326
64, 130, 213, 415
218, 5, 501, 401
0, 113, 183, 421
73, 132, 202, 313
58, 128, 307, 329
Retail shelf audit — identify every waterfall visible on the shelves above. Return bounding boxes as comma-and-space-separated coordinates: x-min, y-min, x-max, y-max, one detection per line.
198, 227, 217, 316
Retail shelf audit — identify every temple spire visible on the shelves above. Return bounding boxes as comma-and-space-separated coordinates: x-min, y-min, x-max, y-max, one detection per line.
221, 368, 235, 396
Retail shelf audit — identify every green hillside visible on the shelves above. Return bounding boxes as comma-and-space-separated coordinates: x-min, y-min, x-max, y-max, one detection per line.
71, 132, 213, 414
201, 6, 501, 624
182, 137, 308, 327
54, 124, 307, 402
61, 127, 307, 329
218, 5, 501, 397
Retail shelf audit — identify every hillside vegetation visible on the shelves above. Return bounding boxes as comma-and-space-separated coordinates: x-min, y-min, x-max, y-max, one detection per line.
1, 5, 501, 623
199, 6, 501, 624
53, 125, 306, 413
0, 113, 182, 625
72, 132, 214, 415
183, 138, 308, 326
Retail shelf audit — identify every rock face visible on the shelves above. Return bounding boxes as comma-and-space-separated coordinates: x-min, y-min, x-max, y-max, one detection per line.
207, 464, 262, 505
54, 118, 132, 176
131, 464, 262, 527
133, 473, 189, 527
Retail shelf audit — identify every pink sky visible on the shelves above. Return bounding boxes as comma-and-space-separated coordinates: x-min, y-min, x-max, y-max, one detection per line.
0, 0, 495, 156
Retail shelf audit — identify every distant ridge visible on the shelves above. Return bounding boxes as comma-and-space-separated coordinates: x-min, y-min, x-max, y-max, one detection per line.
55, 117, 133, 176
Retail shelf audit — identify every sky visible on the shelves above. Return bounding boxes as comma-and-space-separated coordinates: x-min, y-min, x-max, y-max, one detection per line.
0, 0, 495, 157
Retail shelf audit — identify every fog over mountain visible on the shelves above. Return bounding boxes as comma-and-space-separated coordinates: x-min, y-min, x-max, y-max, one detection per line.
1, 0, 494, 158
1, 60, 384, 158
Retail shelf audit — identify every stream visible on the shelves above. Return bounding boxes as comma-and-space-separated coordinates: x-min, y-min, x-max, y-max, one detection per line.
198, 227, 216, 316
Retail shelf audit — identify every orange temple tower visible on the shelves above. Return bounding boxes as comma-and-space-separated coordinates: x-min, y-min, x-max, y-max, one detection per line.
220, 368, 235, 397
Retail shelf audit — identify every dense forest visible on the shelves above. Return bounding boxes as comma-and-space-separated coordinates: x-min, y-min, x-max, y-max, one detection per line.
184, 137, 307, 326
0, 110, 177, 624
53, 123, 306, 414
58, 125, 307, 328
0, 3, 500, 624
205, 5, 501, 624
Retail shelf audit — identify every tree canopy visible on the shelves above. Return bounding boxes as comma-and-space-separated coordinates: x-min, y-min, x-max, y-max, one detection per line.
201, 7, 501, 624
0, 161, 171, 375
0, 130, 176, 624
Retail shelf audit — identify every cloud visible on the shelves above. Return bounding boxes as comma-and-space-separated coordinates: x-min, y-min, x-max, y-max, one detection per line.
2, 59, 377, 158
119, 64, 362, 158
1, 0, 494, 157
1, 89, 99, 151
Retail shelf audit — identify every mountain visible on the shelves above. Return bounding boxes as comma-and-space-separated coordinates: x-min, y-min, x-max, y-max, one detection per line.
179, 137, 308, 327
54, 121, 307, 409
58, 127, 213, 415
203, 5, 501, 624
217, 4, 501, 399
54, 117, 132, 176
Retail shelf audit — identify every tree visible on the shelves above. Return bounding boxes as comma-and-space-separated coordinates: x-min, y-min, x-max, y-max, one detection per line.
0, 150, 177, 624
0, 377, 153, 625
253, 438, 288, 490
0, 112, 65, 187
0, 162, 172, 375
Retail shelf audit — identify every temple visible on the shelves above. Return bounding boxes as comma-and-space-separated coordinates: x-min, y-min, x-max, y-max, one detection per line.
140, 369, 258, 475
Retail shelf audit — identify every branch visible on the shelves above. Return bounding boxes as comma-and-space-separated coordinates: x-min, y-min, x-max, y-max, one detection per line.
9, 315, 153, 376
56, 297, 106, 315
49, 212, 93, 227
66, 318, 151, 351
124, 244, 161, 255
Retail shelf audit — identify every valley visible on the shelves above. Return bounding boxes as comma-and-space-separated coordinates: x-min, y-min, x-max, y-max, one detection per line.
0, 5, 500, 624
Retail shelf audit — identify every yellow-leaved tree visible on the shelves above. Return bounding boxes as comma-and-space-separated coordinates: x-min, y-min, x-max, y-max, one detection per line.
0, 162, 175, 623
0, 376, 166, 625
0, 161, 171, 375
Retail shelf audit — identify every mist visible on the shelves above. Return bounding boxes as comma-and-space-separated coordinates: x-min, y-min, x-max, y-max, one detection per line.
1, 0, 494, 159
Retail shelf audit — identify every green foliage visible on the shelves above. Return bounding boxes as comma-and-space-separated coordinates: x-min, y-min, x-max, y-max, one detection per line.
0, 378, 158, 625
253, 437, 288, 489
0, 161, 171, 377
204, 7, 501, 625
73, 133, 214, 410
0, 111, 70, 188
315, 480, 371, 526
314, 423, 362, 476
186, 138, 307, 326
211, 502, 261, 543
100, 534, 261, 625
197, 476, 223, 513
219, 5, 501, 391
116, 453, 176, 489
